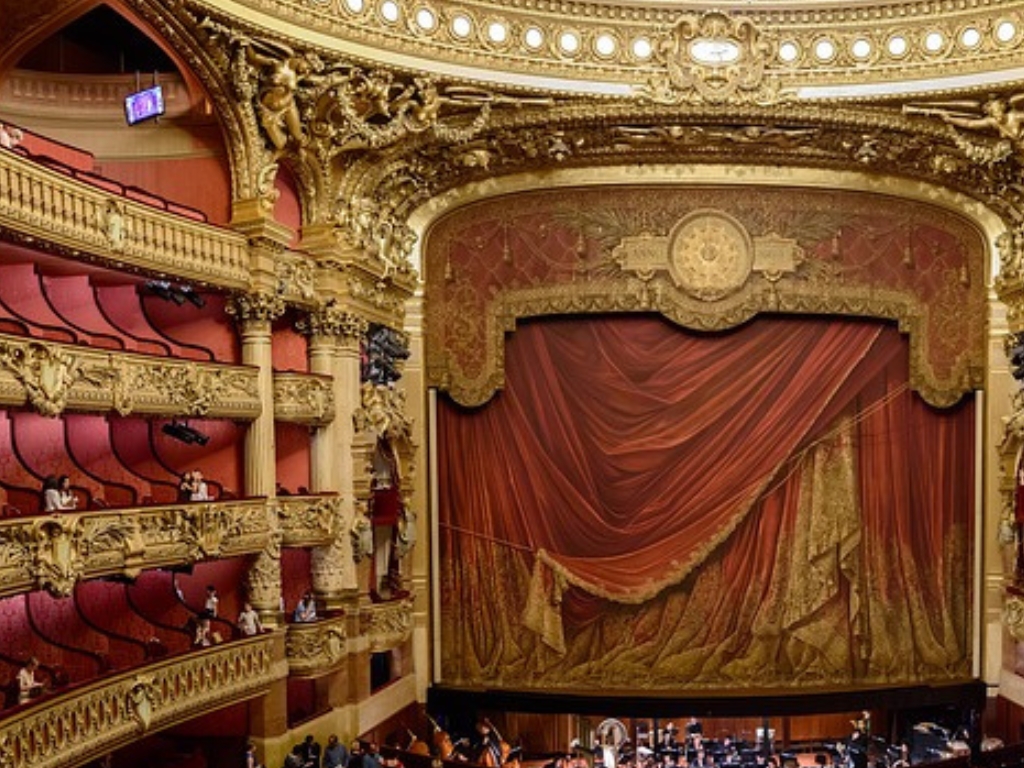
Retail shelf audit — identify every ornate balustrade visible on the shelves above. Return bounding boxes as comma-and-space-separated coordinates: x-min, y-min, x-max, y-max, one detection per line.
0, 635, 279, 768
0, 148, 249, 288
285, 613, 349, 678
0, 499, 271, 599
361, 598, 414, 654
278, 494, 342, 547
285, 599, 413, 677
0, 332, 261, 419
273, 372, 335, 425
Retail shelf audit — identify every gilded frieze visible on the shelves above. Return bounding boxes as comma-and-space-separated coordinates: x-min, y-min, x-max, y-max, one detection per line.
360, 598, 414, 653
278, 494, 343, 546
0, 334, 261, 419
182, 0, 1024, 94
425, 186, 985, 408
274, 372, 336, 425
285, 613, 348, 677
0, 636, 276, 768
0, 499, 272, 599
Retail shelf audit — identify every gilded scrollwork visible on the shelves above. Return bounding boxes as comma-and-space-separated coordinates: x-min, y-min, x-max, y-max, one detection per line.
0, 500, 271, 600
296, 300, 369, 341
353, 382, 413, 442
225, 291, 287, 326
279, 494, 342, 546
0, 340, 81, 417
0, 333, 261, 419
640, 12, 785, 106
286, 617, 348, 676
274, 372, 336, 425
0, 637, 276, 768
359, 598, 413, 652
276, 253, 317, 302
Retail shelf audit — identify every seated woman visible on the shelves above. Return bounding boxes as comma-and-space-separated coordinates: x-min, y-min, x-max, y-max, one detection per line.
41, 475, 77, 512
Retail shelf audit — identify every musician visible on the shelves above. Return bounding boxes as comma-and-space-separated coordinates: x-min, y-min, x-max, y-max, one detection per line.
476, 721, 503, 767
686, 720, 703, 744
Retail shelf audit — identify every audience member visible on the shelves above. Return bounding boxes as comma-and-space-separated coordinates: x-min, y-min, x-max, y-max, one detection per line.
17, 657, 41, 703
238, 601, 264, 636
324, 735, 349, 768
348, 742, 364, 768
301, 735, 322, 768
0, 123, 23, 150
190, 469, 211, 501
363, 742, 382, 768
245, 741, 263, 768
204, 585, 219, 617
294, 592, 318, 623
179, 471, 196, 502
42, 475, 77, 512
192, 611, 221, 647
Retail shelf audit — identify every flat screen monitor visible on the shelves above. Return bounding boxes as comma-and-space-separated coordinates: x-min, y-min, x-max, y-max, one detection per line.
124, 85, 165, 126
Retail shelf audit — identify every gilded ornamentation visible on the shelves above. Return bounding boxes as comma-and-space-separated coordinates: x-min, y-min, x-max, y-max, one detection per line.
360, 598, 413, 652
351, 514, 373, 563
353, 382, 413, 442
0, 149, 250, 288
905, 95, 1024, 162
276, 255, 317, 301
296, 300, 368, 341
667, 211, 755, 300
126, 676, 160, 732
0, 340, 81, 417
21, 516, 86, 597
641, 12, 783, 106
1006, 595, 1024, 642
155, 362, 260, 417
311, 534, 352, 597
335, 197, 419, 279
0, 500, 272, 600
274, 373, 336, 425
0, 637, 275, 768
279, 494, 342, 546
226, 291, 287, 325
0, 334, 262, 419
246, 513, 283, 618
286, 617, 348, 676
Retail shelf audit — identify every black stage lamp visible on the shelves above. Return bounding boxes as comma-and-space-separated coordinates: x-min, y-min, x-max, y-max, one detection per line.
1010, 332, 1024, 380
162, 421, 210, 446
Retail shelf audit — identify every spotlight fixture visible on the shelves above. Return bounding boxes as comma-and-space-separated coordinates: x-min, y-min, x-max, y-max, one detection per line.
144, 280, 204, 308
1011, 332, 1024, 381
161, 421, 210, 446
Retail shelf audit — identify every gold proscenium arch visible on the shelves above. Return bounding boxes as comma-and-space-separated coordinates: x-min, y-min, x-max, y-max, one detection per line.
413, 165, 1002, 410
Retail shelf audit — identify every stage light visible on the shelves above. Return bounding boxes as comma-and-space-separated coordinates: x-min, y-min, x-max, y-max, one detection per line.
144, 280, 204, 308
179, 285, 206, 308
161, 421, 210, 446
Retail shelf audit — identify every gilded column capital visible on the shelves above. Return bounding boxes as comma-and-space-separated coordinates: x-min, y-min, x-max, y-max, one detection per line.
226, 291, 287, 329
296, 301, 368, 343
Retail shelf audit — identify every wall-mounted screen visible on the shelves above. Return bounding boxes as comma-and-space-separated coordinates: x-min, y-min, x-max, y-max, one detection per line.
124, 85, 165, 126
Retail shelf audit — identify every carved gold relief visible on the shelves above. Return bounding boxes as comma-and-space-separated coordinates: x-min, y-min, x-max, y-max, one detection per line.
278, 494, 342, 546
360, 598, 414, 653
0, 500, 272, 599
285, 615, 348, 677
642, 12, 783, 106
0, 334, 261, 419
297, 300, 369, 341
353, 382, 413, 442
274, 372, 336, 425
0, 341, 80, 417
0, 637, 276, 768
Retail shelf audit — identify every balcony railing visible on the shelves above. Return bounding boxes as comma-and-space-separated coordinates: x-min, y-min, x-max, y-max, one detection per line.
0, 635, 278, 768
0, 148, 249, 288
0, 499, 271, 598
286, 613, 349, 678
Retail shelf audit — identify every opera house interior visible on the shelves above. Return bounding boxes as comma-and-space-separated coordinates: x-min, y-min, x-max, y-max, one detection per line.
7, 0, 1024, 766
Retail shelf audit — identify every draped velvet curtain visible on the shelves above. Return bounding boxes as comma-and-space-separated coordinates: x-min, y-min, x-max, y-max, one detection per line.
438, 315, 973, 690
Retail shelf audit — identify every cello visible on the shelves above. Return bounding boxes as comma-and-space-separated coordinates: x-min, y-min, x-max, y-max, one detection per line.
408, 729, 431, 757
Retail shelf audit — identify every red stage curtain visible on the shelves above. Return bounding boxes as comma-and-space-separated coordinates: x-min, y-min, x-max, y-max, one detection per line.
438, 315, 973, 688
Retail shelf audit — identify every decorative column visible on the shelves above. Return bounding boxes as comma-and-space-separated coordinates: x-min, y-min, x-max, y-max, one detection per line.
298, 303, 368, 609
227, 291, 287, 627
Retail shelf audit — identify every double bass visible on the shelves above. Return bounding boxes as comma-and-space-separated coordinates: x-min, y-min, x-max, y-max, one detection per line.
428, 713, 457, 760
479, 718, 512, 768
